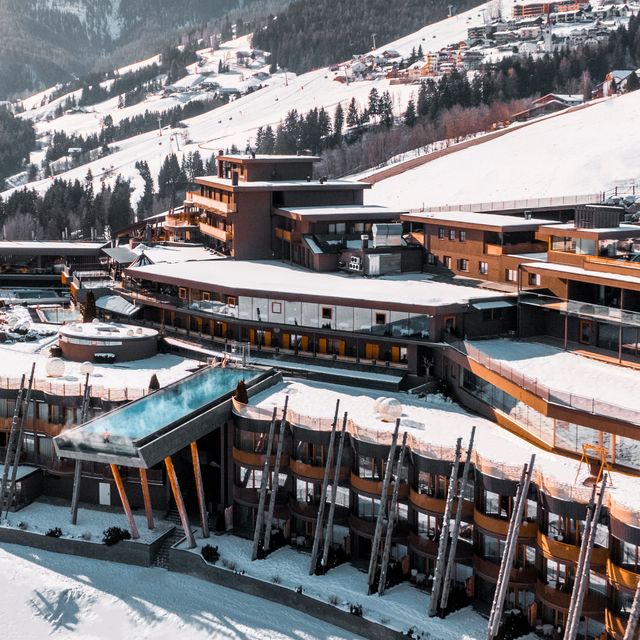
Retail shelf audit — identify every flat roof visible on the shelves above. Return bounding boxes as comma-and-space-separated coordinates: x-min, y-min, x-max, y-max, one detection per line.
125, 259, 507, 310
523, 261, 640, 290
402, 211, 553, 231
538, 222, 640, 239
0, 241, 106, 255
275, 205, 407, 221
195, 176, 371, 191
132, 243, 219, 265
218, 154, 320, 163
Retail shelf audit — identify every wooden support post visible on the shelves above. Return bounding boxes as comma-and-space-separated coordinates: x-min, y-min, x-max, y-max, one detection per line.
70, 372, 91, 525
4, 363, 35, 517
564, 482, 597, 640
190, 441, 209, 538
367, 418, 401, 592
164, 455, 195, 549
139, 468, 155, 530
251, 406, 278, 561
70, 461, 82, 525
110, 464, 140, 540
378, 431, 408, 595
309, 400, 341, 575
1, 375, 25, 504
440, 426, 476, 612
487, 455, 535, 640
429, 437, 463, 616
564, 475, 607, 640
263, 396, 289, 552
321, 411, 348, 570
624, 579, 640, 640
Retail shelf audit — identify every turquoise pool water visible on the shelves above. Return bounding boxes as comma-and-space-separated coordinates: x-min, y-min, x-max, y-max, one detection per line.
58, 366, 253, 455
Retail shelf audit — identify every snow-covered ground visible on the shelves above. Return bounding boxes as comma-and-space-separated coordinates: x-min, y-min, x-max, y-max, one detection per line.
2, 500, 171, 545
366, 91, 640, 209
179, 531, 498, 639
0, 542, 359, 639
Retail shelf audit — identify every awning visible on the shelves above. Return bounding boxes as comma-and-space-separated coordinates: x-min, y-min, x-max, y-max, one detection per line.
471, 300, 516, 310
96, 295, 139, 317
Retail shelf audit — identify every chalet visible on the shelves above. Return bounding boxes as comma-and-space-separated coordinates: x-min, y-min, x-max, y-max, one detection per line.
512, 93, 583, 121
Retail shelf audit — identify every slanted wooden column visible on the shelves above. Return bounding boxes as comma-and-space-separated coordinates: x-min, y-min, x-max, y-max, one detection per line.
624, 579, 640, 640
165, 455, 196, 548
110, 464, 139, 540
190, 441, 209, 538
71, 372, 91, 525
139, 468, 154, 530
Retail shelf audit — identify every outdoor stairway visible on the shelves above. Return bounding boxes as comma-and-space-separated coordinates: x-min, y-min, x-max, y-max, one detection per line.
152, 508, 196, 569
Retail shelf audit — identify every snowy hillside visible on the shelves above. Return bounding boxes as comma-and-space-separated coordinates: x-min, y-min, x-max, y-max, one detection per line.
2, 5, 492, 205
366, 90, 640, 210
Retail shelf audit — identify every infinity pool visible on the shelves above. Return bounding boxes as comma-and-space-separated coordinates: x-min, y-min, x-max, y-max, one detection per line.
55, 365, 255, 458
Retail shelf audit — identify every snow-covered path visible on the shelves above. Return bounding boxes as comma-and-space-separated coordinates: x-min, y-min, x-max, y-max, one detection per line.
0, 543, 361, 639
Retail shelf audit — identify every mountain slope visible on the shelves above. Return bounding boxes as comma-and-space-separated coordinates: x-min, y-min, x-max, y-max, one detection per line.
365, 91, 640, 209
0, 0, 256, 99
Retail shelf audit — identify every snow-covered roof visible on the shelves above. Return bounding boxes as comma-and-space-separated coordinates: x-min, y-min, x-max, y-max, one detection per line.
0, 241, 105, 254
524, 260, 640, 287
220, 154, 320, 163
276, 205, 407, 220
403, 210, 553, 230
247, 378, 640, 510
131, 243, 219, 264
126, 259, 507, 309
195, 176, 369, 191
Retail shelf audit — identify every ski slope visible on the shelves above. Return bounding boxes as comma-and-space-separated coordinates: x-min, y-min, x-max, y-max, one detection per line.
366, 90, 640, 210
3, 6, 492, 205
0, 542, 362, 640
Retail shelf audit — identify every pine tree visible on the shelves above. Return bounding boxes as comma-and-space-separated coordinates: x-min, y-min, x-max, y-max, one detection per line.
347, 98, 360, 128
333, 103, 344, 144
626, 71, 640, 92
81, 291, 97, 323
404, 99, 417, 127
368, 88, 380, 117
135, 160, 154, 217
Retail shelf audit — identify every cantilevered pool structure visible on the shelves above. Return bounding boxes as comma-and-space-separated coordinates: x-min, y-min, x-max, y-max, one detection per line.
53, 364, 273, 547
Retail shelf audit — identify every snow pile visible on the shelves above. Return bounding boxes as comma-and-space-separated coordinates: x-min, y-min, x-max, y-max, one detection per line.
366, 91, 640, 209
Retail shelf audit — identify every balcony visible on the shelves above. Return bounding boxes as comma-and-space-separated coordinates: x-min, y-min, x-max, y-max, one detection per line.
275, 227, 301, 243
409, 488, 474, 518
289, 458, 349, 482
537, 530, 608, 566
289, 499, 349, 523
349, 514, 410, 540
606, 609, 639, 640
199, 221, 232, 243
473, 554, 537, 585
350, 472, 410, 498
474, 509, 538, 539
231, 446, 290, 469
607, 559, 640, 591
233, 485, 289, 508
535, 580, 606, 615
484, 242, 546, 256
185, 192, 237, 215
164, 215, 199, 230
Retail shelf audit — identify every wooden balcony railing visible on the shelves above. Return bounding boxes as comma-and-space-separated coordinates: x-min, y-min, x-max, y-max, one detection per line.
537, 530, 608, 566
606, 608, 639, 640
607, 559, 640, 591
350, 472, 409, 498
231, 446, 289, 469
410, 487, 473, 518
473, 554, 537, 585
535, 580, 606, 615
474, 509, 537, 539
199, 221, 232, 242
185, 192, 237, 214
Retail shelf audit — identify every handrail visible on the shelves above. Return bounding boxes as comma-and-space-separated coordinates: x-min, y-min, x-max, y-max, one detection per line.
444, 335, 640, 426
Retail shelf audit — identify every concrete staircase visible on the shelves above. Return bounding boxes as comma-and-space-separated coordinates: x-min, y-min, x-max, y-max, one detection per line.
152, 508, 184, 569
